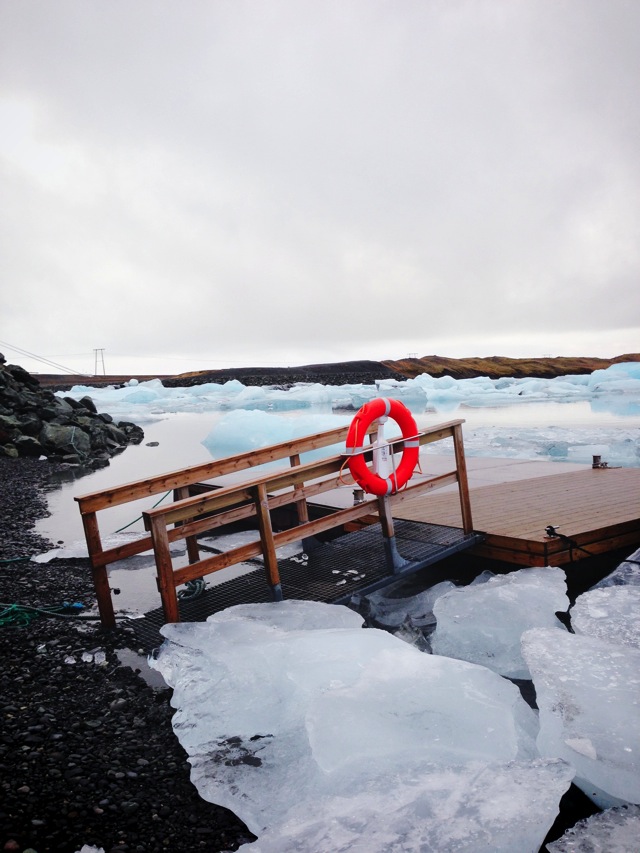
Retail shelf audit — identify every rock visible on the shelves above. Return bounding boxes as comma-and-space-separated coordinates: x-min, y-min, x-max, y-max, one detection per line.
0, 355, 144, 467
13, 435, 43, 457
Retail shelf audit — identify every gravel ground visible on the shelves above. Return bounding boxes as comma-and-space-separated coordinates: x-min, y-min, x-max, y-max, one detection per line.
0, 458, 255, 853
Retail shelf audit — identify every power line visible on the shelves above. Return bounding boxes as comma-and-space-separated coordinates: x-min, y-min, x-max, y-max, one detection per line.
0, 339, 90, 375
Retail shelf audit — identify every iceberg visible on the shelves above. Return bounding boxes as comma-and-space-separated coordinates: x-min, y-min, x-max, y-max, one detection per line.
546, 804, 640, 852
201, 409, 350, 462
149, 600, 571, 849
521, 627, 640, 808
431, 567, 570, 678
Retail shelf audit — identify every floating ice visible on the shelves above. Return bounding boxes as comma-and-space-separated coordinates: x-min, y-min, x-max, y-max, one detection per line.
149, 600, 561, 847
201, 409, 349, 463
593, 546, 640, 588
546, 804, 640, 852
59, 362, 640, 420
431, 567, 570, 678
359, 578, 456, 629
521, 627, 640, 808
571, 586, 640, 649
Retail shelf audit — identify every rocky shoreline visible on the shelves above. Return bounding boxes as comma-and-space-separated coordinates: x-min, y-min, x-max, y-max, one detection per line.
0, 457, 254, 853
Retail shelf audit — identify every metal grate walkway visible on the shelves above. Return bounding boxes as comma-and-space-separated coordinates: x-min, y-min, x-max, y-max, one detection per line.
129, 520, 482, 652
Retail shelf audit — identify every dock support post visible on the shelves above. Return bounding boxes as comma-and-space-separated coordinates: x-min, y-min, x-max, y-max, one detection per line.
255, 483, 284, 601
290, 453, 319, 554
81, 511, 116, 629
146, 516, 181, 624
378, 495, 409, 572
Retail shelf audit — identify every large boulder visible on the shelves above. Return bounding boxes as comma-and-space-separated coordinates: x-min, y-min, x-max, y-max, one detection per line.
0, 353, 144, 468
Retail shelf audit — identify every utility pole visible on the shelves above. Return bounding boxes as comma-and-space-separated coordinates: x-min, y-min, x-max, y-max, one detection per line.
94, 348, 106, 376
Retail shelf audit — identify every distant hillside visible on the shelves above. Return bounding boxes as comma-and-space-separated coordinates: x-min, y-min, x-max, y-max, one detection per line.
33, 353, 640, 390
382, 354, 640, 380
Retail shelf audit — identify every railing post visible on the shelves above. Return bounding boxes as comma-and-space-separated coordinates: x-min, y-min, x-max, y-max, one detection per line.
452, 423, 474, 534
289, 453, 310, 525
145, 515, 181, 623
254, 482, 283, 601
81, 510, 115, 629
174, 486, 201, 564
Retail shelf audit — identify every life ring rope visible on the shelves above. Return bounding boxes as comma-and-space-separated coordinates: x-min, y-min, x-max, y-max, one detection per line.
345, 398, 420, 496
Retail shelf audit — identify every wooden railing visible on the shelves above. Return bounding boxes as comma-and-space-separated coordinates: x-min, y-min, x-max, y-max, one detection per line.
76, 419, 472, 627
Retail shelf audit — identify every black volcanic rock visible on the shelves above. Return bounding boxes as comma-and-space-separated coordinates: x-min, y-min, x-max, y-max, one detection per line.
0, 354, 144, 469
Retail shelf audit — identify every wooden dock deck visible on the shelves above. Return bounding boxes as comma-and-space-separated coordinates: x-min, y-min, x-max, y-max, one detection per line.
394, 466, 640, 566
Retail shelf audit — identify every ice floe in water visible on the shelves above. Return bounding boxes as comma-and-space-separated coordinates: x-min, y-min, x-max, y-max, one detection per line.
430, 567, 570, 679
592, 545, 640, 588
571, 586, 640, 649
58, 362, 640, 467
521, 627, 640, 809
149, 600, 574, 850
546, 804, 640, 852
59, 362, 640, 420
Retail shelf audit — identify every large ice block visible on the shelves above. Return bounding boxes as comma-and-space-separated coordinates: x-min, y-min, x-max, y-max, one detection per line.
522, 627, 640, 808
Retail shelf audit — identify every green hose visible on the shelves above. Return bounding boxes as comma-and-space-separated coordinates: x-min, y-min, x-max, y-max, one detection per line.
0, 601, 102, 627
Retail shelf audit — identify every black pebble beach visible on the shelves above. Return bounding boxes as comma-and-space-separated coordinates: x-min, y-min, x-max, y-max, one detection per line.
0, 457, 255, 853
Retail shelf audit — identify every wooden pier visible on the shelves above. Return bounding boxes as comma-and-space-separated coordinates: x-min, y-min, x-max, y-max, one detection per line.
394, 465, 640, 567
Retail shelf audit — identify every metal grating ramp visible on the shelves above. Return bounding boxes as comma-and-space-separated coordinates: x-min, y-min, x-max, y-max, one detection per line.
128, 520, 482, 652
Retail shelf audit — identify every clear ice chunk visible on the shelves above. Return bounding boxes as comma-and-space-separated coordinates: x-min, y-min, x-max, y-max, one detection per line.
431, 567, 569, 678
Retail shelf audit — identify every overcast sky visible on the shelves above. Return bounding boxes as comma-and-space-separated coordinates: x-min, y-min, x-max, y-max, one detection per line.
1, 0, 639, 377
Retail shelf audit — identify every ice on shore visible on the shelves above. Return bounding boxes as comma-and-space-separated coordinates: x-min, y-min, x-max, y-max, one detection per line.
431, 567, 569, 678
149, 600, 572, 849
546, 804, 640, 852
31, 530, 186, 563
239, 759, 574, 853
521, 627, 640, 808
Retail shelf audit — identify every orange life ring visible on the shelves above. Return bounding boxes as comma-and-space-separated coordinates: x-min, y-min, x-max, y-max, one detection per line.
346, 398, 420, 496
